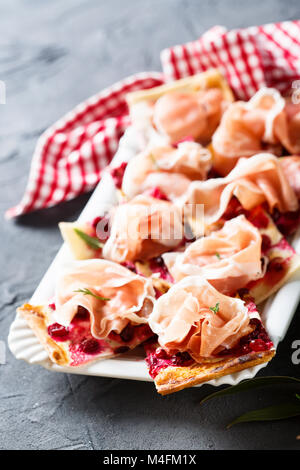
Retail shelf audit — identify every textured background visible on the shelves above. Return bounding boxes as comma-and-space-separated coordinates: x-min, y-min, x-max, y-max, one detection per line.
1, 0, 300, 450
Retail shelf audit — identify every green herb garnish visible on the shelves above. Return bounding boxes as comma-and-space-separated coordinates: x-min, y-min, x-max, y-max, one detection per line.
209, 302, 220, 314
149, 153, 161, 170
215, 252, 221, 259
74, 228, 103, 250
200, 375, 300, 433
74, 288, 110, 301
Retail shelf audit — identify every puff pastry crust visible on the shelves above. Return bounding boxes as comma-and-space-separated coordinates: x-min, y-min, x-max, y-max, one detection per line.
126, 69, 234, 107
154, 349, 275, 395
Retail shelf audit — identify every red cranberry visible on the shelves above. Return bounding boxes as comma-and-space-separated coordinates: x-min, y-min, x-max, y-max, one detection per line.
110, 162, 127, 189
79, 338, 101, 355
74, 306, 90, 321
155, 348, 168, 359
121, 261, 137, 273
48, 303, 56, 310
120, 324, 134, 342
240, 344, 251, 354
237, 288, 250, 299
249, 339, 267, 352
148, 187, 169, 201
249, 211, 269, 229
48, 323, 69, 340
261, 234, 271, 252
268, 257, 284, 272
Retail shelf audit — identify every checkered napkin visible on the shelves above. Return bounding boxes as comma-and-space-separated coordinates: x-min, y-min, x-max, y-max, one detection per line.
6, 20, 300, 219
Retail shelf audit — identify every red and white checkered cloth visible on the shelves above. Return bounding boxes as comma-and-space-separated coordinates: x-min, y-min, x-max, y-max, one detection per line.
6, 20, 300, 218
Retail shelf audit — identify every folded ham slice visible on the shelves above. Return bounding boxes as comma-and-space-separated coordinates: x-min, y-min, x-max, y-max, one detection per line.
163, 215, 263, 294
274, 100, 300, 155
280, 156, 300, 199
183, 153, 299, 228
154, 88, 229, 144
122, 141, 212, 200
212, 88, 285, 175
55, 259, 155, 338
149, 276, 252, 360
103, 195, 185, 263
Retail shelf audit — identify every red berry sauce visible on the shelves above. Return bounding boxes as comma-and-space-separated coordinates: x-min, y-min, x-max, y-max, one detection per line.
148, 186, 169, 201
219, 317, 273, 357
145, 342, 194, 379
47, 306, 110, 366
48, 323, 69, 341
110, 161, 128, 189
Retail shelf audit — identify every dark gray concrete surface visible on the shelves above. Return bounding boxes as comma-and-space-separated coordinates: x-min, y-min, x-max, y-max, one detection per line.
1, 0, 300, 450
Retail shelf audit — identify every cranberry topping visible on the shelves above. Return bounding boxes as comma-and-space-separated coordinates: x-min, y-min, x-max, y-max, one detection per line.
78, 338, 101, 355
237, 288, 250, 300
272, 208, 300, 236
74, 306, 90, 321
110, 162, 128, 189
121, 261, 137, 273
220, 317, 273, 357
267, 257, 284, 272
149, 256, 174, 282
249, 339, 268, 352
223, 197, 245, 220
148, 186, 169, 201
48, 302, 56, 310
261, 234, 271, 252
247, 208, 269, 229
154, 287, 163, 299
48, 323, 69, 340
120, 324, 134, 343
145, 346, 193, 379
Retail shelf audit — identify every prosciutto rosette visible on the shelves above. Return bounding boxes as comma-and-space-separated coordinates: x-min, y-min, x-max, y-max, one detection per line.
163, 215, 263, 294
212, 88, 285, 175
149, 276, 259, 360
103, 195, 185, 263
153, 88, 229, 145
122, 141, 212, 201
55, 259, 155, 338
183, 153, 299, 229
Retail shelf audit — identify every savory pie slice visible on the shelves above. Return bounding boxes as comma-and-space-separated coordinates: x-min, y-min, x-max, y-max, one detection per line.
185, 153, 299, 235
146, 276, 275, 395
18, 259, 156, 367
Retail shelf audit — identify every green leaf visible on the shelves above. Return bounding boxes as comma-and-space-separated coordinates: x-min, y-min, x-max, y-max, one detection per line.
215, 252, 221, 259
200, 376, 300, 404
74, 288, 110, 301
209, 302, 219, 314
74, 228, 103, 250
227, 401, 300, 428
296, 394, 300, 400
149, 153, 161, 170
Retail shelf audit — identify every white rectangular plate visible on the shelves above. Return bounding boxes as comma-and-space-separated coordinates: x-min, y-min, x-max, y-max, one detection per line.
8, 129, 300, 388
